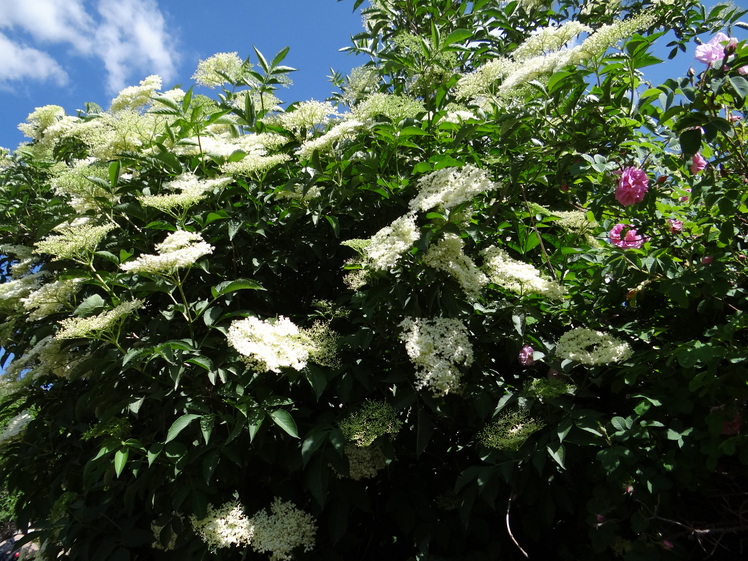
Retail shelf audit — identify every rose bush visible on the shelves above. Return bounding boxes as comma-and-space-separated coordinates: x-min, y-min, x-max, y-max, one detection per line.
0, 0, 747, 559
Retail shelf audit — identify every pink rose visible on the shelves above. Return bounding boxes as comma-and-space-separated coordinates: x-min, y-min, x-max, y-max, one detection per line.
739, 66, 748, 76
667, 219, 683, 233
615, 167, 649, 206
518, 345, 535, 366
609, 223, 645, 249
695, 32, 729, 64
690, 152, 707, 174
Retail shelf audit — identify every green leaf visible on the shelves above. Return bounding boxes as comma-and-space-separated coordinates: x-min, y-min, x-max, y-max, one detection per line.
679, 128, 702, 158
610, 416, 629, 432
269, 409, 299, 438
546, 443, 565, 470
211, 278, 265, 299
442, 28, 472, 46
74, 294, 107, 317
165, 414, 200, 443
114, 448, 129, 478
200, 414, 215, 445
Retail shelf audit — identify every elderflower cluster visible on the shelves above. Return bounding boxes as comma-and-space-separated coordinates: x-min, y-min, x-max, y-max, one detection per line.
192, 52, 254, 87
479, 410, 544, 451
22, 278, 82, 321
499, 49, 578, 94
423, 234, 488, 299
251, 498, 317, 561
274, 100, 340, 138
409, 165, 498, 212
0, 412, 32, 444
18, 105, 65, 141
400, 317, 473, 396
110, 75, 162, 112
339, 400, 402, 447
513, 22, 592, 61
34, 222, 117, 262
0, 272, 46, 311
454, 58, 515, 101
482, 246, 565, 300
55, 299, 144, 340
523, 377, 575, 401
3, 336, 89, 380
220, 153, 291, 177
139, 173, 231, 214
227, 316, 336, 373
363, 214, 420, 271
120, 231, 214, 275
341, 66, 379, 106
573, 11, 656, 63
344, 443, 387, 480
190, 501, 254, 550
51, 159, 117, 211
555, 327, 633, 365
353, 92, 425, 122
297, 119, 364, 159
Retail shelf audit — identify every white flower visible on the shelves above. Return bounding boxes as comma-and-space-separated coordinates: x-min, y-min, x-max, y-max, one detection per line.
250, 498, 316, 561
120, 231, 214, 275
191, 501, 254, 550
555, 327, 632, 365
22, 278, 83, 321
363, 214, 420, 271
400, 317, 473, 396
0, 412, 32, 444
297, 118, 364, 159
409, 165, 498, 213
110, 75, 162, 112
482, 246, 565, 300
56, 299, 144, 340
34, 222, 117, 263
423, 234, 488, 298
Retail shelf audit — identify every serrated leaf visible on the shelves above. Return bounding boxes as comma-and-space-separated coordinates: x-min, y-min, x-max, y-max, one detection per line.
165, 414, 200, 443
269, 409, 299, 438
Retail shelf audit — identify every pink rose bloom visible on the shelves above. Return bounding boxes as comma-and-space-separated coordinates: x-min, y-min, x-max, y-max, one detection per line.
695, 32, 729, 64
615, 167, 649, 206
690, 152, 707, 174
739, 66, 748, 75
667, 219, 683, 233
609, 223, 645, 249
518, 345, 535, 366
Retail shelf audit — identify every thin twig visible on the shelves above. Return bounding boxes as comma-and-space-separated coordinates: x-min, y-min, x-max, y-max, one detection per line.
506, 494, 529, 559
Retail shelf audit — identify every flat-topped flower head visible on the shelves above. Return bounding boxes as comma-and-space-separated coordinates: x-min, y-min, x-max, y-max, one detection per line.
339, 400, 402, 447
190, 501, 254, 550
110, 75, 162, 112
482, 246, 565, 300
226, 316, 336, 373
34, 222, 117, 263
121, 231, 214, 275
409, 165, 498, 213
555, 327, 632, 365
479, 410, 544, 451
363, 214, 420, 272
400, 317, 473, 396
55, 299, 144, 340
22, 278, 83, 321
192, 52, 254, 87
423, 234, 488, 298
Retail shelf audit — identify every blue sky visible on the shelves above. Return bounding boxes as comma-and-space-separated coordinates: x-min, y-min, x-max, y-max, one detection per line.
0, 0, 364, 149
0, 0, 747, 150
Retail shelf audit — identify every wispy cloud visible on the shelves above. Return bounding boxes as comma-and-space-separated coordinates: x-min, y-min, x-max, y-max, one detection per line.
0, 0, 178, 93
0, 32, 69, 87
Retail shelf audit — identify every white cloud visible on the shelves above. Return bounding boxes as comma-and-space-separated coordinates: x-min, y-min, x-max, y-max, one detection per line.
0, 32, 68, 86
0, 0, 178, 93
95, 0, 178, 93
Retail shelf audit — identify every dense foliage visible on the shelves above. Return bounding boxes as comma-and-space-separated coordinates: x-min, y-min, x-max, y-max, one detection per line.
1, 0, 747, 559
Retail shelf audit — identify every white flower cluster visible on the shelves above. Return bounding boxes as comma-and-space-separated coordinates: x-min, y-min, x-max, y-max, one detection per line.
22, 278, 82, 321
573, 11, 656, 63
513, 22, 592, 61
221, 153, 291, 177
227, 316, 337, 373
18, 105, 65, 141
110, 75, 162, 113
400, 317, 473, 396
0, 272, 46, 310
274, 100, 340, 138
3, 336, 88, 380
56, 299, 144, 340
139, 173, 231, 214
363, 214, 420, 271
455, 58, 514, 101
343, 443, 387, 480
190, 501, 254, 550
555, 327, 633, 365
409, 165, 498, 212
0, 412, 32, 444
251, 499, 317, 560
120, 231, 214, 276
297, 119, 364, 159
51, 159, 117, 212
192, 52, 253, 88
482, 246, 565, 300
34, 222, 117, 263
191, 498, 316, 560
353, 92, 425, 122
423, 234, 488, 299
